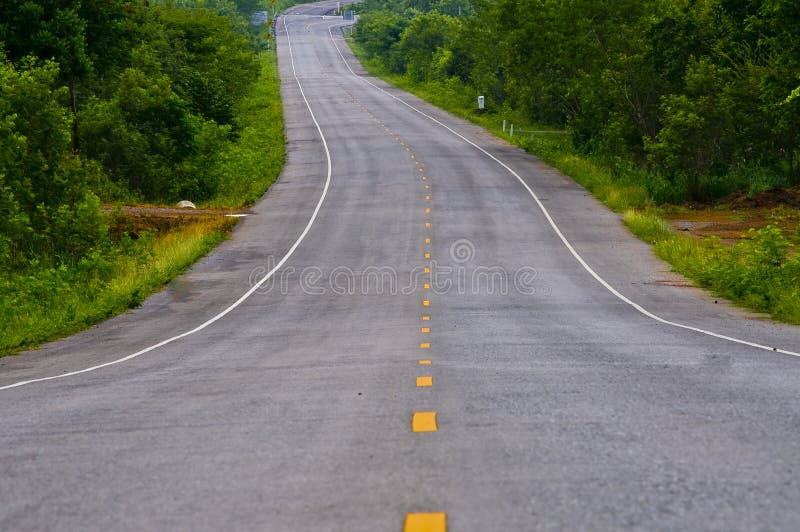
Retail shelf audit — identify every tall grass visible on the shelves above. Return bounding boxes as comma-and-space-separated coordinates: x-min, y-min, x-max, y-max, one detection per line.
623, 210, 673, 243
0, 217, 236, 355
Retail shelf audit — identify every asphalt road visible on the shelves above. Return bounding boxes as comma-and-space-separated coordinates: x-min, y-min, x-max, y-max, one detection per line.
1, 2, 799, 530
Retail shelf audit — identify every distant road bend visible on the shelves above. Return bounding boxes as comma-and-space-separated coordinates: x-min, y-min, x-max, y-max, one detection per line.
1, 1, 799, 531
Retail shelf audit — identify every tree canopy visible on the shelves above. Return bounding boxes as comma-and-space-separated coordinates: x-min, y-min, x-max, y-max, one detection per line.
0, 0, 269, 271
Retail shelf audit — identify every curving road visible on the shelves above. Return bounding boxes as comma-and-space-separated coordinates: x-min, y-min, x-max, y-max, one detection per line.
1, 2, 799, 530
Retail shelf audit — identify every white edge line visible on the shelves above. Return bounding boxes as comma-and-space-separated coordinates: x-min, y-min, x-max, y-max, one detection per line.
327, 25, 799, 359
0, 15, 333, 392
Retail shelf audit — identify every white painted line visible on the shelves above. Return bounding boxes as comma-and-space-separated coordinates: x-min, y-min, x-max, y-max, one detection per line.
225, 214, 248, 218
328, 25, 800, 359
0, 16, 334, 392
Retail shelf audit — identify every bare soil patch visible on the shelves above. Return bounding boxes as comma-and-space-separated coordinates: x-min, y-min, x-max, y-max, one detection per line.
666, 186, 800, 244
103, 205, 249, 239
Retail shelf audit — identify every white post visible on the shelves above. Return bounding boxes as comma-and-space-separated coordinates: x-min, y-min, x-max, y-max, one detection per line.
502, 120, 506, 133
510, 124, 514, 137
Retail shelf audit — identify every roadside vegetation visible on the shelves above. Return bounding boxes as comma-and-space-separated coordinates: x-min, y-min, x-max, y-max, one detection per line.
350, 0, 800, 323
0, 0, 285, 355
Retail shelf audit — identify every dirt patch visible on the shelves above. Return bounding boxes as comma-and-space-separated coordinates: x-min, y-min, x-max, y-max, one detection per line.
666, 187, 800, 244
103, 205, 249, 239
723, 185, 800, 209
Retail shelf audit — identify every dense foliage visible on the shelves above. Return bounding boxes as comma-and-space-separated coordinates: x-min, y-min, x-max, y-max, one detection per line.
0, 0, 286, 353
0, 0, 273, 272
354, 0, 800, 202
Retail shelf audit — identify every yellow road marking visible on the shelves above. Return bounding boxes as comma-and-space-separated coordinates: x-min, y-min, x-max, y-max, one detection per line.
422, 176, 427, 181
425, 195, 431, 200
411, 412, 438, 432
425, 184, 431, 189
424, 253, 431, 259
416, 376, 433, 387
422, 315, 430, 321
425, 207, 431, 213
424, 267, 430, 273
404, 513, 446, 532
419, 168, 424, 172
423, 283, 430, 289
420, 342, 430, 349
423, 300, 430, 307
419, 359, 432, 365
421, 327, 430, 333
425, 237, 431, 244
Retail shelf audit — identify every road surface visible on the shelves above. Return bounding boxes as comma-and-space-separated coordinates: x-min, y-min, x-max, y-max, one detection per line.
1, 2, 799, 530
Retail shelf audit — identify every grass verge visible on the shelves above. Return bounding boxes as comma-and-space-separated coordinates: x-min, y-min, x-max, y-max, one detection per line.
206, 52, 285, 207
349, 39, 800, 324
0, 217, 235, 355
625, 211, 800, 323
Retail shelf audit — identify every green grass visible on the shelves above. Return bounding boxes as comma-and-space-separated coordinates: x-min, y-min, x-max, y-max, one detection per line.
653, 224, 800, 323
0, 217, 236, 355
623, 210, 800, 323
623, 210, 673, 244
205, 52, 285, 207
349, 39, 800, 324
1, 52, 286, 356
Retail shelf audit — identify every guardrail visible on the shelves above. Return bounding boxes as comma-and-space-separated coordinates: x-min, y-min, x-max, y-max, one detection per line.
502, 120, 569, 139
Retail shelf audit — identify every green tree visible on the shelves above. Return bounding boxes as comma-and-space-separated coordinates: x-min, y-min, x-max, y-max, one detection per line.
398, 13, 460, 81
354, 11, 409, 73
0, 0, 91, 142
0, 54, 106, 268
79, 67, 201, 201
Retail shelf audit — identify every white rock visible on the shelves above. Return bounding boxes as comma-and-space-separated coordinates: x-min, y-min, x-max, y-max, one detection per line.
176, 200, 197, 209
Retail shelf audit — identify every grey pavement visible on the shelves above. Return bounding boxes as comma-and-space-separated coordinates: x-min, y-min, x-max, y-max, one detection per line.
1, 1, 799, 530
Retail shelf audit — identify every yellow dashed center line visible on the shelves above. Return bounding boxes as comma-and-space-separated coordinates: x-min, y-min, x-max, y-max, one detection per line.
404, 512, 446, 532
404, 144, 442, 529
411, 412, 438, 432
